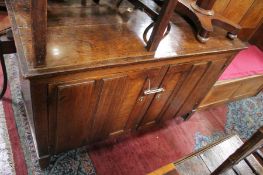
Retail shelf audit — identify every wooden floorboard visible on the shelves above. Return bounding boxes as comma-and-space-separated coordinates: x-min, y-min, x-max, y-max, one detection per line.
200, 136, 255, 175
245, 155, 263, 175
150, 135, 263, 175
175, 155, 210, 175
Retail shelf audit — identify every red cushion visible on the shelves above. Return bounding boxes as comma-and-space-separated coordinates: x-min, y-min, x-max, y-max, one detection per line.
219, 45, 263, 80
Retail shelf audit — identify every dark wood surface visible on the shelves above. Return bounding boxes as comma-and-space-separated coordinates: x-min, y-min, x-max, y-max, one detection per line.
6, 0, 248, 168
149, 135, 263, 175
27, 0, 181, 65
6, 0, 246, 78
196, 0, 216, 10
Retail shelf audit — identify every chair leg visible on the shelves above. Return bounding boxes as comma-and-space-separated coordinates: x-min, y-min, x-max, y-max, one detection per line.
146, 0, 178, 51
0, 52, 7, 99
0, 29, 16, 99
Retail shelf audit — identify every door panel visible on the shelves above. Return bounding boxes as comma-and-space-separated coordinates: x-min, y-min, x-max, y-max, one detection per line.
90, 75, 128, 141
55, 80, 99, 153
176, 59, 227, 117
160, 62, 209, 121
125, 66, 168, 130
138, 64, 192, 128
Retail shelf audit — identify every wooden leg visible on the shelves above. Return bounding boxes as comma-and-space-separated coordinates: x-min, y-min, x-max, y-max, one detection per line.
31, 0, 47, 67
0, 29, 16, 99
39, 156, 51, 170
197, 28, 210, 43
146, 0, 178, 51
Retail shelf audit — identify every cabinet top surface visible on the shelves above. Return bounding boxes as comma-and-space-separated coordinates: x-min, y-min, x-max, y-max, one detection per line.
6, 0, 247, 78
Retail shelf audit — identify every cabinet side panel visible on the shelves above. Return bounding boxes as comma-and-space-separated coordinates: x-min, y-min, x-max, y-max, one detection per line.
30, 83, 49, 158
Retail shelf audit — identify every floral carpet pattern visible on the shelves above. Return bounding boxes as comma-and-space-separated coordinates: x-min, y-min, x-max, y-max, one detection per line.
1, 54, 263, 174
194, 92, 263, 149
226, 92, 263, 140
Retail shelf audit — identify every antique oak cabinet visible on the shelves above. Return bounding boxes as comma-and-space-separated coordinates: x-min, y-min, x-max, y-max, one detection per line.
6, 0, 247, 168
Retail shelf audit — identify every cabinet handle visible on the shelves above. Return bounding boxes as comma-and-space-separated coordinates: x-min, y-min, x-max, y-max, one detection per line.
144, 88, 165, 95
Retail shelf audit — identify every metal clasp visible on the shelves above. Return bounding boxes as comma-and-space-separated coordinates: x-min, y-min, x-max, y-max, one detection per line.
143, 79, 165, 95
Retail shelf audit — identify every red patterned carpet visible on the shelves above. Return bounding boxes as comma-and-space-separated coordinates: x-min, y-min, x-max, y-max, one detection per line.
0, 63, 27, 174
89, 107, 228, 175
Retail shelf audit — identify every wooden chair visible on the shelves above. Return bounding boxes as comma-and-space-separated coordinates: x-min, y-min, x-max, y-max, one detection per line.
31, 0, 178, 67
149, 126, 263, 175
174, 0, 241, 42
152, 0, 241, 43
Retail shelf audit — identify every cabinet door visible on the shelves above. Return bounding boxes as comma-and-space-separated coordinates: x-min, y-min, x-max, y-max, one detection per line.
52, 80, 100, 153
51, 66, 168, 153
136, 64, 193, 129
160, 59, 228, 121
176, 59, 228, 117
90, 66, 168, 142
160, 62, 209, 121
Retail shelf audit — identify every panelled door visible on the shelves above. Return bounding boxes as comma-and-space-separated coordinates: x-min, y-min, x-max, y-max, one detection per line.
50, 66, 168, 153
135, 63, 193, 129
160, 58, 228, 121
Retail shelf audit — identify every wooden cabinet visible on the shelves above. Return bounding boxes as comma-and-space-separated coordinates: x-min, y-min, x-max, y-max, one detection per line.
21, 50, 243, 168
44, 55, 230, 154
7, 0, 247, 168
